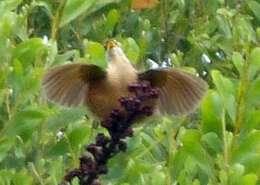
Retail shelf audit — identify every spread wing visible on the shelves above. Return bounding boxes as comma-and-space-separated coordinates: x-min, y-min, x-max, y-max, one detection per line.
41, 63, 106, 107
139, 68, 208, 115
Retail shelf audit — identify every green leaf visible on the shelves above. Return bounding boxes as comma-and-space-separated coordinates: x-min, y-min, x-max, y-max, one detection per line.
211, 70, 236, 121
60, 0, 96, 27
246, 78, 260, 106
170, 149, 188, 180
150, 171, 166, 185
12, 170, 33, 185
0, 169, 13, 185
201, 132, 222, 154
0, 0, 22, 13
232, 52, 244, 74
247, 1, 260, 21
228, 164, 245, 185
106, 9, 120, 34
85, 41, 107, 69
68, 125, 90, 150
232, 131, 260, 164
55, 50, 79, 64
211, 70, 235, 99
140, 132, 163, 159
242, 174, 257, 185
216, 14, 232, 37
181, 130, 214, 178
47, 107, 86, 130
241, 110, 260, 135
48, 139, 69, 157
12, 38, 47, 66
4, 108, 46, 141
249, 47, 260, 79
201, 90, 222, 137
122, 38, 140, 64
0, 136, 15, 162
86, 0, 121, 15
233, 15, 256, 44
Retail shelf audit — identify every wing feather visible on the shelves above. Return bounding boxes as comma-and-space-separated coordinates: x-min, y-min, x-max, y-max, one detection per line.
41, 63, 106, 107
139, 68, 208, 115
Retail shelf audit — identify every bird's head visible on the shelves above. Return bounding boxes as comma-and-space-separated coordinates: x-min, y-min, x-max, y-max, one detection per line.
105, 39, 127, 62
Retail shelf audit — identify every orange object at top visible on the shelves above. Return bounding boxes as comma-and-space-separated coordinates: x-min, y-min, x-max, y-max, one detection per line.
131, 0, 159, 10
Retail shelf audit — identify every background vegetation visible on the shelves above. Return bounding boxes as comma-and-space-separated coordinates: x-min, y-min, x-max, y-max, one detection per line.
0, 0, 260, 184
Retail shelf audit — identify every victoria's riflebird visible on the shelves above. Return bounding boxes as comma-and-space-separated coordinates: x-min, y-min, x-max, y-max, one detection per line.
41, 40, 208, 120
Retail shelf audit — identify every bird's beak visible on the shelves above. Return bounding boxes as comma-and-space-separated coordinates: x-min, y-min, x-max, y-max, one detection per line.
106, 39, 117, 49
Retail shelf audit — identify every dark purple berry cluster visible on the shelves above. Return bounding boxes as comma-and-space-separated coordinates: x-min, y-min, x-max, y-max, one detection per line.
60, 81, 159, 185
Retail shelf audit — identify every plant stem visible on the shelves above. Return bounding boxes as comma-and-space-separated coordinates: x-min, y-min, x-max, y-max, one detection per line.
221, 108, 228, 169
231, 52, 249, 150
64, 134, 78, 165
5, 89, 11, 120
29, 162, 45, 185
51, 0, 67, 40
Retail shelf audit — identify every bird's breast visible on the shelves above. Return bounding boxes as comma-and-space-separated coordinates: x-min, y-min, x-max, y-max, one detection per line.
85, 65, 138, 120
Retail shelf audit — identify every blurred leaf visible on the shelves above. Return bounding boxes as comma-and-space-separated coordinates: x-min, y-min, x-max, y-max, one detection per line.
106, 9, 120, 35
233, 15, 256, 44
47, 107, 86, 130
241, 110, 260, 135
140, 132, 163, 159
170, 149, 188, 179
216, 14, 232, 37
201, 132, 222, 154
150, 171, 166, 185
85, 41, 107, 69
242, 174, 257, 185
211, 70, 236, 121
246, 78, 260, 106
0, 136, 15, 162
181, 130, 214, 178
12, 170, 33, 185
48, 139, 69, 157
248, 47, 260, 79
12, 38, 47, 66
0, 0, 22, 13
87, 0, 122, 15
247, 1, 260, 21
68, 125, 90, 150
60, 0, 96, 27
201, 90, 222, 136
122, 38, 140, 64
4, 108, 46, 141
232, 131, 260, 164
232, 52, 244, 74
0, 169, 13, 185
55, 49, 79, 64
228, 163, 245, 185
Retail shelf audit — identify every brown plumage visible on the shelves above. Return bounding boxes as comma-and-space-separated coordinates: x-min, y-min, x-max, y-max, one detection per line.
41, 40, 208, 120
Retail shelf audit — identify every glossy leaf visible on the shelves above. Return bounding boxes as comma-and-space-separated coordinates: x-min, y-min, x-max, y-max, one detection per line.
249, 47, 260, 79
247, 1, 260, 21
201, 90, 222, 136
211, 70, 236, 121
12, 38, 47, 66
85, 41, 107, 69
60, 0, 96, 27
232, 52, 244, 74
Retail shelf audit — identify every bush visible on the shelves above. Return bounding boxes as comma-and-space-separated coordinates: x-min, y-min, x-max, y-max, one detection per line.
0, 0, 259, 184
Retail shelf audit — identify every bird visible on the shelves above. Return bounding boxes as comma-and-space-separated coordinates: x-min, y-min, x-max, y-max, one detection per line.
41, 39, 208, 121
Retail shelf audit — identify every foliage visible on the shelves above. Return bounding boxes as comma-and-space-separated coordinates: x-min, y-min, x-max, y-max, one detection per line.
0, 0, 260, 185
